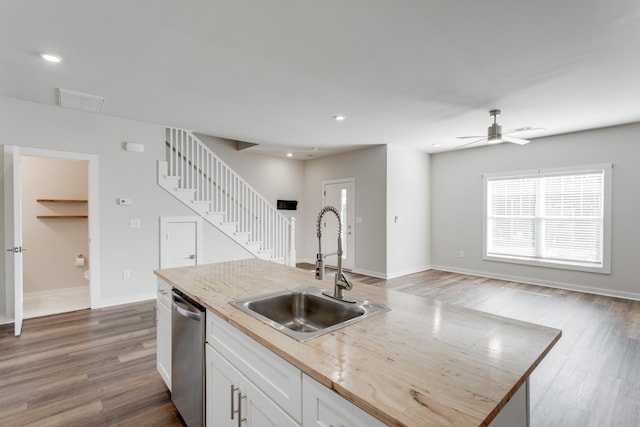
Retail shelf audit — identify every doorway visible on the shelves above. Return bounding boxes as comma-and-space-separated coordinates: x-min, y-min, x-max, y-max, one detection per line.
159, 216, 203, 268
322, 178, 355, 271
3, 145, 100, 335
21, 156, 90, 318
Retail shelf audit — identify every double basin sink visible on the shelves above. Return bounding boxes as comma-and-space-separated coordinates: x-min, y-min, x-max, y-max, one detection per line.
230, 286, 389, 342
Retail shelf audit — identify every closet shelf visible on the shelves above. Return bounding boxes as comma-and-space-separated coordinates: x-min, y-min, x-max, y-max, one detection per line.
37, 199, 88, 203
37, 215, 88, 219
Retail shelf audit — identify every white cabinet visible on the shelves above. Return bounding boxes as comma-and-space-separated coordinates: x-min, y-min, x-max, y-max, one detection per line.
206, 344, 299, 427
302, 374, 386, 427
206, 311, 302, 422
156, 279, 172, 390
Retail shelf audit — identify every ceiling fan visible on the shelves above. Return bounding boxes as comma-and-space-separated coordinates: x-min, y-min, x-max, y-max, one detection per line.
456, 109, 539, 149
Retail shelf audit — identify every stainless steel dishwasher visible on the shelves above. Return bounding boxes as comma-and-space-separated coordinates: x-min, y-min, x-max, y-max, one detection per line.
171, 289, 205, 427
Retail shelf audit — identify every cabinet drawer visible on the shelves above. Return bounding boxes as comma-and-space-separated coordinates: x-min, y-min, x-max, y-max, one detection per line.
302, 374, 386, 427
157, 279, 172, 309
206, 311, 302, 422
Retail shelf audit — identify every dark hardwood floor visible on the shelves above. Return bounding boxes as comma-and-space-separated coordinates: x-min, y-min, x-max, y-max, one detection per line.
2, 267, 639, 426
0, 302, 184, 427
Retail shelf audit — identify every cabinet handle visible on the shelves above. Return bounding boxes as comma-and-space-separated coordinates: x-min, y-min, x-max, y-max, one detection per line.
153, 305, 157, 324
231, 385, 239, 419
237, 391, 246, 427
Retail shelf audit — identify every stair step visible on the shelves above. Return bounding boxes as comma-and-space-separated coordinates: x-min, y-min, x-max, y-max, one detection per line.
191, 200, 211, 210
176, 187, 196, 193
204, 211, 225, 223
257, 249, 273, 260
245, 241, 262, 251
233, 231, 250, 243
221, 222, 238, 233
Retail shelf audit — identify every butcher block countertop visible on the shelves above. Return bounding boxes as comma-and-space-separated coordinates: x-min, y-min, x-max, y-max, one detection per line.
155, 259, 561, 427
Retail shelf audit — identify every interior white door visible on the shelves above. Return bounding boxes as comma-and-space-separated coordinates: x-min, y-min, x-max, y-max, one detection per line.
3, 145, 24, 336
160, 217, 203, 268
322, 179, 355, 271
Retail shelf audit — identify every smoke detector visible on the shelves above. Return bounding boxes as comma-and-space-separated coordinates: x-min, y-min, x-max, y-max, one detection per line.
58, 88, 106, 113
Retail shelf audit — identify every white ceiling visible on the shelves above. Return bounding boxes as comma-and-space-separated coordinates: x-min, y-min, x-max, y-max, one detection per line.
2, 1, 640, 157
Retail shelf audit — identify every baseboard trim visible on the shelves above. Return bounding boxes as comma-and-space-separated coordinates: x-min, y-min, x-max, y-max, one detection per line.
384, 265, 433, 280
96, 292, 156, 309
430, 264, 640, 301
349, 267, 387, 279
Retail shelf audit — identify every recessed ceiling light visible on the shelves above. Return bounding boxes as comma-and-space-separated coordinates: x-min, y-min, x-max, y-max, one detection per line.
286, 152, 293, 157
41, 53, 63, 63
333, 115, 345, 121
432, 143, 440, 147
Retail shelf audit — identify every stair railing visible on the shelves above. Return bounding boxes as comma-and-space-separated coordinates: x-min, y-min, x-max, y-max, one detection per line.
165, 127, 295, 265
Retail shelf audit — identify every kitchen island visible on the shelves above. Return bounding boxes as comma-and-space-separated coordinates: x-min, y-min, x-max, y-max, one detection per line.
155, 259, 561, 426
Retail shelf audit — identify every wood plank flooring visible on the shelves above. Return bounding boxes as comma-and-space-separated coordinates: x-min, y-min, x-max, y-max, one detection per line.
2, 267, 639, 426
0, 301, 184, 427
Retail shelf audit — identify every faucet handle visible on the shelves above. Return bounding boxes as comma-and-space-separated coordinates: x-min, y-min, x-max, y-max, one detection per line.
340, 273, 353, 290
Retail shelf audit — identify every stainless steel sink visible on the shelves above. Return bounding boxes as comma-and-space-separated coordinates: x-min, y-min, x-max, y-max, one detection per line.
230, 286, 389, 341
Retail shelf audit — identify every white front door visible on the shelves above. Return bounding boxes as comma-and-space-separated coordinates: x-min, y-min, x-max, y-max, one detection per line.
3, 145, 24, 336
322, 179, 355, 271
160, 217, 203, 268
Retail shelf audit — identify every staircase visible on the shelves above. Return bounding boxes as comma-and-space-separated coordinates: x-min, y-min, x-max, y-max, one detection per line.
158, 128, 296, 266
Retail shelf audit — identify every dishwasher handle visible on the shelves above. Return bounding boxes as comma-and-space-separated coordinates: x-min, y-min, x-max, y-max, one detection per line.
173, 294, 203, 321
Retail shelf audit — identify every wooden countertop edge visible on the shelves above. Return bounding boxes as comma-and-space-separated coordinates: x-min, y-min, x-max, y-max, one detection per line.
480, 328, 562, 426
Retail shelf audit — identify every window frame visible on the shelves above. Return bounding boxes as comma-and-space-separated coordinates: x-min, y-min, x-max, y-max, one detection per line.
482, 163, 612, 274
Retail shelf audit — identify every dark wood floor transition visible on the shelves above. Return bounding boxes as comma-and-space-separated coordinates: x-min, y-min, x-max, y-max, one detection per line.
1, 266, 638, 426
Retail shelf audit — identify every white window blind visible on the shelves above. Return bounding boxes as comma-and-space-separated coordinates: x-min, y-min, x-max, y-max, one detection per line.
484, 164, 611, 273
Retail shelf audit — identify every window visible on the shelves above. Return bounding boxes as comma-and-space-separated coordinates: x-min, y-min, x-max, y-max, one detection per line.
483, 164, 611, 273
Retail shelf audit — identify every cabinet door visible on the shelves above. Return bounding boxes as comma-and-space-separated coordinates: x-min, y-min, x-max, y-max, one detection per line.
242, 377, 299, 427
156, 300, 171, 390
206, 344, 240, 427
302, 375, 386, 427
206, 344, 300, 427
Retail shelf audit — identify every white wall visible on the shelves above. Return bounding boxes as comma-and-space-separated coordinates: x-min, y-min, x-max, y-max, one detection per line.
386, 145, 430, 278
302, 146, 387, 277
0, 96, 252, 320
430, 122, 640, 299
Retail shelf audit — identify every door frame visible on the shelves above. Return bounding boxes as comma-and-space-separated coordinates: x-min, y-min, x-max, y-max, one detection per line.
159, 216, 204, 268
4, 146, 100, 331
321, 177, 355, 271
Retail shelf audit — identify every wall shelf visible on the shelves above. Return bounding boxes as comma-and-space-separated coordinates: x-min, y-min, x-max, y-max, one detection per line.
37, 199, 88, 203
37, 215, 88, 219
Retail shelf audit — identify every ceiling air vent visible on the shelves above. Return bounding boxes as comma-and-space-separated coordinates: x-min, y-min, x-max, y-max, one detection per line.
58, 88, 106, 113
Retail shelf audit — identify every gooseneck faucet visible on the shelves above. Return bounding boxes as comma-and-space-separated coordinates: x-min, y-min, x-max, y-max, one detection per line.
315, 206, 354, 302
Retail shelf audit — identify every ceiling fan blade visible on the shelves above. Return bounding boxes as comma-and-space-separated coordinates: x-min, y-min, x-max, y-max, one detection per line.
455, 137, 487, 149
504, 126, 546, 135
502, 135, 529, 145
456, 135, 485, 139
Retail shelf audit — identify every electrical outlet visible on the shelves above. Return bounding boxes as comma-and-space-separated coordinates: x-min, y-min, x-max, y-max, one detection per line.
459, 250, 465, 258
122, 270, 131, 280
130, 218, 141, 228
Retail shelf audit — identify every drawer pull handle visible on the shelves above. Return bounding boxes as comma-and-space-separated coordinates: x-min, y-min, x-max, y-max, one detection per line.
231, 385, 239, 419
237, 391, 246, 426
